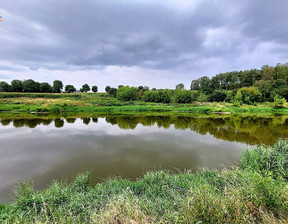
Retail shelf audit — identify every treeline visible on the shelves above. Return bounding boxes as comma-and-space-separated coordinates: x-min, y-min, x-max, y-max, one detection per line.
190, 63, 288, 102
1, 63, 288, 105
0, 79, 98, 93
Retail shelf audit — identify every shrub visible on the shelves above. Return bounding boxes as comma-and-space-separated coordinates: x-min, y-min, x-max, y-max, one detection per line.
273, 95, 286, 108
209, 90, 228, 102
174, 90, 193, 103
197, 93, 209, 102
155, 89, 172, 103
116, 86, 138, 101
142, 91, 157, 102
237, 87, 262, 103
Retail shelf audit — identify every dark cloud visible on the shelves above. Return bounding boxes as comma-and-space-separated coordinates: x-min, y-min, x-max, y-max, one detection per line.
0, 0, 287, 89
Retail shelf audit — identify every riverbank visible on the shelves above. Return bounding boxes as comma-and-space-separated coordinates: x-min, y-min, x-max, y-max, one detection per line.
1, 92, 288, 115
1, 140, 288, 223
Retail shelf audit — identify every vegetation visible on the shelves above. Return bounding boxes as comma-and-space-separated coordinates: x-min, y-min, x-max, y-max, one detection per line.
1, 140, 288, 223
64, 85, 76, 93
116, 86, 138, 101
1, 63, 288, 105
1, 92, 288, 115
80, 84, 90, 93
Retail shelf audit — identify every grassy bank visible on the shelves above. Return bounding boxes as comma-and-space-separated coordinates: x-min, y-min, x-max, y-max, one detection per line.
1, 92, 288, 114
1, 140, 288, 223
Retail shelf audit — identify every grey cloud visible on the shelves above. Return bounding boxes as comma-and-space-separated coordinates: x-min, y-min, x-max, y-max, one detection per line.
0, 0, 287, 86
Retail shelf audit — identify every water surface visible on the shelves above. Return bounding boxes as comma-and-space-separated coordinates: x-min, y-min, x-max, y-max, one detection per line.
1, 114, 287, 202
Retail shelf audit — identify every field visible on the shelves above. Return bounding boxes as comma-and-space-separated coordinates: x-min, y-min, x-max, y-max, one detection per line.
1, 92, 288, 114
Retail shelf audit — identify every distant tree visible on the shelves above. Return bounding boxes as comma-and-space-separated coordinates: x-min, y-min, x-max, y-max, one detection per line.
0, 81, 11, 92
53, 80, 63, 93
105, 86, 111, 93
11, 80, 23, 92
108, 88, 118, 97
200, 76, 212, 94
80, 84, 90, 92
118, 85, 124, 89
39, 82, 53, 93
138, 86, 144, 91
92, 86, 98, 93
65, 85, 76, 93
261, 65, 275, 81
190, 79, 200, 90
176, 83, 184, 90
23, 79, 39, 92
143, 86, 150, 91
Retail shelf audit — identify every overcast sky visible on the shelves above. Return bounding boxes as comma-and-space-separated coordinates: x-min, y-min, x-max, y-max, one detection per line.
1, 0, 288, 91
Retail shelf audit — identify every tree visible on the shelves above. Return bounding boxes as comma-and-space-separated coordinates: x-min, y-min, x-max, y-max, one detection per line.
80, 84, 90, 92
92, 86, 98, 93
176, 83, 184, 90
105, 86, 111, 93
39, 82, 53, 93
261, 65, 275, 81
65, 85, 76, 93
190, 79, 200, 90
11, 80, 23, 92
199, 76, 212, 93
23, 79, 39, 92
0, 81, 11, 92
108, 88, 117, 97
53, 80, 63, 93
117, 86, 138, 101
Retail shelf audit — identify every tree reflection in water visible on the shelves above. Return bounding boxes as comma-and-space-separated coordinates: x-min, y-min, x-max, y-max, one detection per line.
1, 114, 288, 145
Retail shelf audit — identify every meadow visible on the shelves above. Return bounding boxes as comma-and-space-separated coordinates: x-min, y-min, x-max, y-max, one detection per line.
1, 92, 288, 114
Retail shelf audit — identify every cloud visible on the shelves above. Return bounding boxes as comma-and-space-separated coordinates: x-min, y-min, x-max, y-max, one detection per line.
0, 0, 287, 90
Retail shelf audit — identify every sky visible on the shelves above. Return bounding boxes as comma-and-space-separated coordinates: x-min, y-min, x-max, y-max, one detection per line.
0, 0, 288, 91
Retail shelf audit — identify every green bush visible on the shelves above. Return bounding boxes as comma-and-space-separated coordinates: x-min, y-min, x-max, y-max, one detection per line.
142, 91, 157, 102
209, 90, 228, 102
273, 95, 286, 108
197, 92, 209, 102
155, 89, 172, 103
237, 87, 262, 103
116, 86, 138, 101
142, 89, 172, 103
174, 90, 194, 103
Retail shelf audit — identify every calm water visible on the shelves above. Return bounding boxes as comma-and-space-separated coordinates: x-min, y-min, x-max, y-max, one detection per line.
1, 114, 288, 202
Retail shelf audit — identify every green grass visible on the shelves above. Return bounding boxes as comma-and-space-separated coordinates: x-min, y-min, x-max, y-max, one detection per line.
1, 92, 288, 115
1, 140, 288, 223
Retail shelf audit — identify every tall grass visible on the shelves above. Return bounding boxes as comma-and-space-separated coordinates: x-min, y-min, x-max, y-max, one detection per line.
1, 140, 288, 223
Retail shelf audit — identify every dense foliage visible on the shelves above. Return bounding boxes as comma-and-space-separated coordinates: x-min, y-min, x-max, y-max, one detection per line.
116, 86, 138, 101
